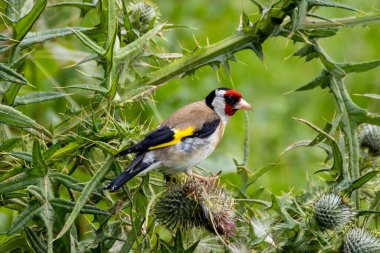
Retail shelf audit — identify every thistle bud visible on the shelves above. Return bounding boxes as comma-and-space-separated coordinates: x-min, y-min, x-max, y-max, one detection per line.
358, 124, 380, 156
154, 178, 235, 236
127, 1, 159, 34
343, 227, 380, 253
314, 193, 354, 230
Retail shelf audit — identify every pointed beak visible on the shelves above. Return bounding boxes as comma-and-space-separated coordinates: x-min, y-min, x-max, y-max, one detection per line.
234, 98, 253, 110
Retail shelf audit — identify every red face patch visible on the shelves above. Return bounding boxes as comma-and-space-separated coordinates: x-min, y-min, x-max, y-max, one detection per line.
224, 89, 242, 116
225, 89, 242, 98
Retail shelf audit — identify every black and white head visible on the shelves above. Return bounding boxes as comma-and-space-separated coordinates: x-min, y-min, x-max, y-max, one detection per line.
205, 88, 252, 122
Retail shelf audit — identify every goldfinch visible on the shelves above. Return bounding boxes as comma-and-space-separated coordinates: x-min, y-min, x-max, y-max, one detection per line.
105, 88, 252, 192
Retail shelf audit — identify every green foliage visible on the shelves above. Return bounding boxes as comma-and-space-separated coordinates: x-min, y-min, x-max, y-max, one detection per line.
0, 0, 379, 252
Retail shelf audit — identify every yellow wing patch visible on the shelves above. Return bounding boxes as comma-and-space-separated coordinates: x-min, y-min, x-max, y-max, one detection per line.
148, 126, 194, 150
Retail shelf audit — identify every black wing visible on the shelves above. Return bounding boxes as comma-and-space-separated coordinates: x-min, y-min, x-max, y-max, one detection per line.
116, 126, 175, 157
116, 118, 220, 157
192, 118, 220, 138
104, 152, 151, 192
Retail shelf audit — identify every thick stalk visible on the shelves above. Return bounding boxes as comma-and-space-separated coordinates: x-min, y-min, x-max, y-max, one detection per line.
330, 78, 360, 208
302, 13, 380, 29
130, 0, 296, 88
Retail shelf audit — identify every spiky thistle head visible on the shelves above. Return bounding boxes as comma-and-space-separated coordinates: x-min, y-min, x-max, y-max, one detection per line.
127, 1, 159, 34
314, 193, 354, 230
343, 227, 380, 253
358, 124, 380, 156
154, 178, 235, 236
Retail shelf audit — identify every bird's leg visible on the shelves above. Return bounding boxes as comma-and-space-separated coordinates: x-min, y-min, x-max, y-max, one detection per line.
185, 169, 220, 183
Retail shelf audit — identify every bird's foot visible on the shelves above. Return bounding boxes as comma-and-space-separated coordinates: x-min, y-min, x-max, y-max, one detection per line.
187, 170, 221, 184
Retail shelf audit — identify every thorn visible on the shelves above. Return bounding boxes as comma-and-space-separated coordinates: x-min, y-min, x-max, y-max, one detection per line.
212, 63, 221, 83
192, 33, 201, 48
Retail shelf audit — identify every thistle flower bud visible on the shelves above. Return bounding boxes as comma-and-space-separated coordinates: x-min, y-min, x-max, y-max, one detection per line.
154, 178, 235, 236
314, 193, 354, 230
127, 1, 159, 34
358, 124, 380, 156
343, 227, 380, 253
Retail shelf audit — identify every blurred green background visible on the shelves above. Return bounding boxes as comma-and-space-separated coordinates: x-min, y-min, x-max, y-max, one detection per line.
1, 1, 379, 231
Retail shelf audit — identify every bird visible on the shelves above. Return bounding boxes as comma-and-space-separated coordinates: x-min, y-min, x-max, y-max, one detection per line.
104, 87, 252, 192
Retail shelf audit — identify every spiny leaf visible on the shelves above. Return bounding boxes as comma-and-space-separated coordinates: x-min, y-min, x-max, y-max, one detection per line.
94, 141, 118, 154
47, 2, 95, 13
117, 85, 157, 105
292, 0, 308, 32
0, 105, 51, 139
270, 194, 281, 213
27, 185, 44, 202
47, 141, 82, 160
105, 62, 119, 99
308, 0, 358, 12
8, 203, 43, 234
307, 28, 337, 39
247, 163, 277, 187
68, 53, 100, 67
356, 210, 380, 216
54, 156, 113, 240
14, 92, 68, 106
161, 230, 198, 252
293, 44, 318, 62
350, 170, 379, 192
20, 27, 92, 48
294, 118, 343, 177
0, 138, 21, 152
103, 0, 117, 58
65, 84, 108, 93
292, 70, 331, 92
24, 226, 47, 253
185, 241, 200, 253
13, 0, 47, 41
49, 173, 84, 191
115, 23, 164, 61
32, 139, 48, 176
53, 104, 102, 136
306, 12, 337, 23
0, 234, 29, 252
0, 34, 9, 41
281, 140, 332, 158
49, 198, 109, 215
71, 29, 106, 55
0, 103, 35, 128
0, 173, 39, 194
39, 176, 55, 253
340, 59, 380, 73
0, 63, 28, 84
7, 151, 32, 162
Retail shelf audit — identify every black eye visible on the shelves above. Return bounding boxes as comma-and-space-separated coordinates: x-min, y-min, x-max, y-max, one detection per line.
225, 95, 238, 105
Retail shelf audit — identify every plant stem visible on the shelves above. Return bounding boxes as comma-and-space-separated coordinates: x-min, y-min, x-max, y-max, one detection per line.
302, 13, 380, 29
130, 0, 296, 88
331, 78, 360, 208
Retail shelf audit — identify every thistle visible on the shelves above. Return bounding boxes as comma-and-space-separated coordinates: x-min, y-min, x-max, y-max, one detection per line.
127, 1, 159, 34
154, 178, 235, 236
314, 193, 354, 230
358, 124, 380, 156
343, 227, 380, 253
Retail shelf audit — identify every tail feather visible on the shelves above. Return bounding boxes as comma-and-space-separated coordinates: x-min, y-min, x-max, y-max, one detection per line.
104, 153, 150, 192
